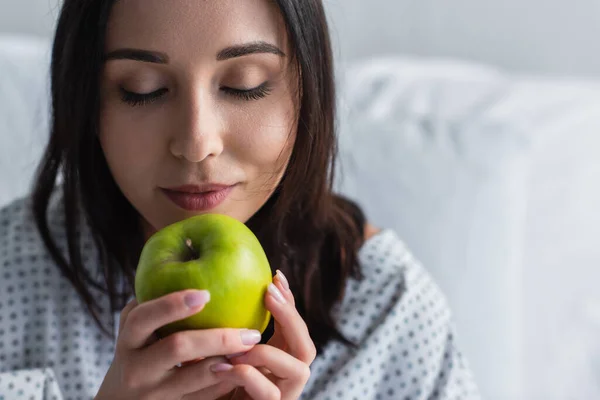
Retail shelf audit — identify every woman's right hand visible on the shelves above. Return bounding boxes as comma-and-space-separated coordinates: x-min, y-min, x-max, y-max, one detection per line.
95, 289, 262, 400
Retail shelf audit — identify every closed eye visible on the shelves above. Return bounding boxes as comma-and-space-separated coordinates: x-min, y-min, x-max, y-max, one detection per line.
221, 82, 272, 101
120, 87, 168, 107
119, 81, 273, 107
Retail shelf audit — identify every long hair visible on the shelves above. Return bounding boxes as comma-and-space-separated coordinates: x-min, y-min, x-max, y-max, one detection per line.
31, 0, 366, 354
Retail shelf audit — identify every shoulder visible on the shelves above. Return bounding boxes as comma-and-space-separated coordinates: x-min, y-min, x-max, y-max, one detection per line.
305, 228, 480, 398
357, 225, 414, 279
0, 195, 33, 229
363, 222, 381, 241
0, 195, 60, 293
336, 227, 453, 342
0, 196, 43, 258
308, 230, 481, 399
1, 188, 66, 253
0, 196, 116, 395
0, 189, 82, 282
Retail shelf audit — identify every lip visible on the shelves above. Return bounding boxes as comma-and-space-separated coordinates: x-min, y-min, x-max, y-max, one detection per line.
161, 184, 236, 212
165, 183, 235, 193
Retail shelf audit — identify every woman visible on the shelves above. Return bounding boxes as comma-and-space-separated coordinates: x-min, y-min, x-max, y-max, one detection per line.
0, 0, 480, 399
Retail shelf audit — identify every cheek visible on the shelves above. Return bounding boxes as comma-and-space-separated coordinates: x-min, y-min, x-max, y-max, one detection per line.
230, 97, 297, 173
98, 107, 165, 192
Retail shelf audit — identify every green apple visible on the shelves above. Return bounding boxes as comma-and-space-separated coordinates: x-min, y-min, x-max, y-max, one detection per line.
135, 213, 273, 338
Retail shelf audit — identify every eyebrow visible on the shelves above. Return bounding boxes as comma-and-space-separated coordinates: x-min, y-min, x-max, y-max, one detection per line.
104, 41, 285, 64
104, 49, 169, 64
217, 41, 285, 61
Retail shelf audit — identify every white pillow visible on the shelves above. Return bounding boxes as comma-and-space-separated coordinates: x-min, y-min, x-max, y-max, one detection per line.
507, 77, 600, 400
334, 57, 529, 400
0, 34, 52, 207
335, 56, 600, 400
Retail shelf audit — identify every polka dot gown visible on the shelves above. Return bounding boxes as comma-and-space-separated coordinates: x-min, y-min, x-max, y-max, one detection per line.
301, 230, 481, 400
0, 192, 480, 399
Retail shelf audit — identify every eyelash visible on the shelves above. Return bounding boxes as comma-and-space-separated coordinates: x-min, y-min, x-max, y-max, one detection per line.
120, 88, 168, 107
221, 83, 272, 101
119, 82, 272, 107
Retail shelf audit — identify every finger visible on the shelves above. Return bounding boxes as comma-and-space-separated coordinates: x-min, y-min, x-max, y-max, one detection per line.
181, 381, 238, 400
120, 289, 210, 349
160, 356, 232, 398
265, 271, 293, 351
117, 298, 138, 336
275, 270, 294, 305
139, 328, 262, 371
266, 320, 286, 352
266, 271, 294, 351
265, 279, 316, 364
228, 345, 309, 383
118, 298, 160, 348
211, 364, 280, 400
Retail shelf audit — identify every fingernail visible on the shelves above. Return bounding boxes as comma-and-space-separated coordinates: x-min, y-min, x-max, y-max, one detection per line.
240, 329, 261, 345
276, 270, 290, 292
184, 290, 210, 309
210, 363, 233, 373
225, 352, 247, 359
268, 283, 287, 304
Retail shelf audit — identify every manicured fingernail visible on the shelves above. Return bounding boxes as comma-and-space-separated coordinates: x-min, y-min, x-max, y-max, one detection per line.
268, 283, 287, 304
276, 270, 290, 292
210, 363, 233, 373
225, 352, 247, 359
184, 290, 210, 309
240, 329, 261, 345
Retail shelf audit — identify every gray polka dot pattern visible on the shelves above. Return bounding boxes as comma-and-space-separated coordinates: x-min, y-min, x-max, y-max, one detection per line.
301, 230, 481, 399
0, 369, 63, 399
0, 194, 115, 399
0, 192, 480, 399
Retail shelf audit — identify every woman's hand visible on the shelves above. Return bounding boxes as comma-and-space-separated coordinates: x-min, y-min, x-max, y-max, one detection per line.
212, 270, 317, 400
95, 290, 264, 400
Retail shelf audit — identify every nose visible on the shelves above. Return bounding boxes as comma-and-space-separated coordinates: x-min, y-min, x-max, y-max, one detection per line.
169, 87, 224, 163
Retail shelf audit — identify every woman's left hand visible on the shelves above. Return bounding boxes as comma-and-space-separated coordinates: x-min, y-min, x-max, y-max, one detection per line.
211, 270, 316, 400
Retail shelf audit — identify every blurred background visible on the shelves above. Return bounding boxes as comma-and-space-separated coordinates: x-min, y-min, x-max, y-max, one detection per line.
4, 0, 600, 77
2, 1, 600, 399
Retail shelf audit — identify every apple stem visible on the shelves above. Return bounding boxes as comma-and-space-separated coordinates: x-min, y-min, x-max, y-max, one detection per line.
185, 238, 200, 260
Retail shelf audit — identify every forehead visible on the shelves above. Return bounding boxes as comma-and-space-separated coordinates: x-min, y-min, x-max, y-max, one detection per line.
105, 0, 289, 59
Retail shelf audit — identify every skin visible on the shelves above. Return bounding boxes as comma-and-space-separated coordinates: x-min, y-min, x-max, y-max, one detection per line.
95, 1, 379, 398
364, 223, 381, 241
99, 0, 298, 239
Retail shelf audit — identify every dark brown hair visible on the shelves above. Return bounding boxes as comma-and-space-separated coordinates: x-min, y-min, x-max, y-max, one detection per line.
31, 0, 366, 354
